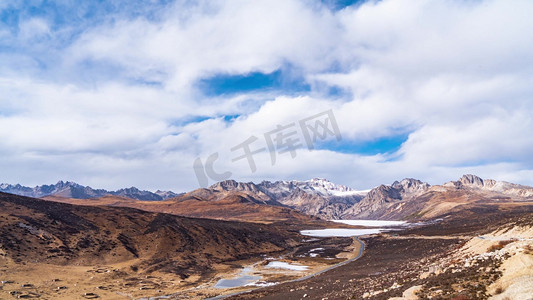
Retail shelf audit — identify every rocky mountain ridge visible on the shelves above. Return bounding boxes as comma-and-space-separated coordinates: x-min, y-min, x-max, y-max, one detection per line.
208, 178, 367, 219
342, 174, 533, 220
442, 174, 533, 197
4, 174, 533, 221
0, 181, 180, 201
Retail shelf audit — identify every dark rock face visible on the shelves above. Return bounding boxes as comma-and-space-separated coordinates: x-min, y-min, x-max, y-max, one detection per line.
341, 179, 431, 220
457, 174, 485, 187
392, 178, 431, 194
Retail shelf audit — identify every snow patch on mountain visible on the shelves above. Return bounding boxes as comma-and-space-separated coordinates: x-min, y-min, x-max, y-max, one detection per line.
267, 178, 369, 197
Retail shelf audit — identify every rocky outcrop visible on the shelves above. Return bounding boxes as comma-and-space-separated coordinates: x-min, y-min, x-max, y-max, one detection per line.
392, 178, 431, 194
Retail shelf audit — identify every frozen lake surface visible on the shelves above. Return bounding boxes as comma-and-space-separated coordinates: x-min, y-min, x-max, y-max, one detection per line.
300, 228, 383, 237
333, 220, 406, 227
213, 261, 308, 290
214, 267, 261, 289
265, 261, 309, 271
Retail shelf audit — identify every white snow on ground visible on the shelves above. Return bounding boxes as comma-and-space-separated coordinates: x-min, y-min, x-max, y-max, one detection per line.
265, 261, 309, 271
300, 228, 382, 237
244, 281, 278, 287
331, 190, 371, 196
333, 220, 406, 227
310, 248, 324, 252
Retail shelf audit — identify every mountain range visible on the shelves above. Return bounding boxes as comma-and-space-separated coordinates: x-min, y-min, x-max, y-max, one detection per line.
208, 178, 367, 219
0, 181, 181, 201
342, 174, 533, 220
2, 175, 533, 221
183, 175, 533, 220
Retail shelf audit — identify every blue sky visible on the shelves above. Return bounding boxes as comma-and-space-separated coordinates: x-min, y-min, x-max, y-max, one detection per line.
198, 68, 311, 96
1, 0, 533, 191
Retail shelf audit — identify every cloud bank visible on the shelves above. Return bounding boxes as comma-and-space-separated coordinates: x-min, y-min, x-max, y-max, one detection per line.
1, 0, 532, 191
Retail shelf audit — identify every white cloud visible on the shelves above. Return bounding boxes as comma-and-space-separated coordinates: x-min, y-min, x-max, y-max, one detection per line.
18, 18, 51, 41
66, 0, 340, 91
1, 0, 533, 191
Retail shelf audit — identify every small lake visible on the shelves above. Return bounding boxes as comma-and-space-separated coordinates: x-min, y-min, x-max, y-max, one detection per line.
300, 228, 383, 237
214, 267, 261, 289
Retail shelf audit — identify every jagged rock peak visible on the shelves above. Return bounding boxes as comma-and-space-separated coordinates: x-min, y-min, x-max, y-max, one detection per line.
209, 180, 260, 192
0, 181, 178, 201
458, 174, 485, 187
391, 178, 431, 193
210, 178, 360, 196
366, 184, 402, 200
116, 187, 141, 192
449, 174, 498, 189
48, 180, 81, 188
306, 178, 354, 193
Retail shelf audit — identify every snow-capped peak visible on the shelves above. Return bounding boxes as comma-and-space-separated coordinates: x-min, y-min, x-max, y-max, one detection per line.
294, 178, 368, 197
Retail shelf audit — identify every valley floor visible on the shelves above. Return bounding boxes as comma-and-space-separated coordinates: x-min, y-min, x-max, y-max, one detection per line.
161, 236, 362, 299
0, 259, 188, 299
2, 192, 532, 300
0, 236, 362, 300
221, 210, 533, 300
4, 214, 532, 300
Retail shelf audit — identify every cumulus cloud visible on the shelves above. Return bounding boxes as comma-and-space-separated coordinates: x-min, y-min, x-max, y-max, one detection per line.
65, 0, 341, 91
1, 0, 532, 191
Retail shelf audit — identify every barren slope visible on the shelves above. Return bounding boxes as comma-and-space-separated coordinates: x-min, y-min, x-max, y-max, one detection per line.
43, 190, 320, 224
0, 192, 302, 273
